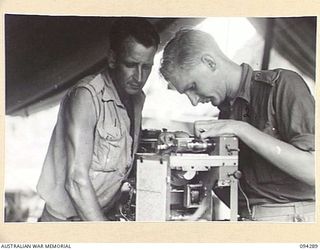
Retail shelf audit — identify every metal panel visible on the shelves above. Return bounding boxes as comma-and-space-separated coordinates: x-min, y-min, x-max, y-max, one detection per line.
136, 158, 170, 221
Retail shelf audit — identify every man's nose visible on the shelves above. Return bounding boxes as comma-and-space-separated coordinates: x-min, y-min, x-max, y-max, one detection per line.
186, 91, 199, 106
134, 66, 143, 82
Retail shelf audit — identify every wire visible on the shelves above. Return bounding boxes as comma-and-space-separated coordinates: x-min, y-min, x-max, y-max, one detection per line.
238, 181, 252, 217
119, 205, 130, 221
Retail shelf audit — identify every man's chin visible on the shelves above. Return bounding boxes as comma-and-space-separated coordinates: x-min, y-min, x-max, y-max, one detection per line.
126, 87, 141, 95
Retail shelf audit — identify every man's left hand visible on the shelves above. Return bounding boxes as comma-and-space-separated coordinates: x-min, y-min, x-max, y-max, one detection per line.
158, 131, 190, 146
194, 119, 245, 139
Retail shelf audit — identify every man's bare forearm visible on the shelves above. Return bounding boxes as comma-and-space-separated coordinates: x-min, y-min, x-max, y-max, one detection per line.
64, 88, 107, 221
196, 120, 315, 186
236, 122, 315, 186
65, 174, 107, 221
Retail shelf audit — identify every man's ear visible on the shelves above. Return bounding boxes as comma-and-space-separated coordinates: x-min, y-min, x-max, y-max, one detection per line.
108, 50, 116, 69
201, 54, 216, 72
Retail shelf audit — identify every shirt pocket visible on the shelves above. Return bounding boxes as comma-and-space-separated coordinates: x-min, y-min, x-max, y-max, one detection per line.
92, 125, 123, 172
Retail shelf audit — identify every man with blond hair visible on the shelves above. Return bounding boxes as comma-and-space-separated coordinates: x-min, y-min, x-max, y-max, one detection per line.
160, 29, 315, 222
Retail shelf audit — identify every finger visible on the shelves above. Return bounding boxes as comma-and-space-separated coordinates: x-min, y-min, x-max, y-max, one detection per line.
164, 134, 175, 144
194, 123, 204, 137
158, 133, 174, 143
200, 130, 216, 139
194, 120, 217, 136
199, 132, 206, 139
195, 128, 206, 138
195, 125, 212, 138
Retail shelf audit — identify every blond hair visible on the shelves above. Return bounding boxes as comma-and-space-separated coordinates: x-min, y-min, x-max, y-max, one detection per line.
160, 29, 224, 81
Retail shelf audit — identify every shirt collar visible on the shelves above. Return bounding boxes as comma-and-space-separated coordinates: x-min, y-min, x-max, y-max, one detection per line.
217, 63, 252, 113
100, 70, 124, 107
234, 63, 253, 103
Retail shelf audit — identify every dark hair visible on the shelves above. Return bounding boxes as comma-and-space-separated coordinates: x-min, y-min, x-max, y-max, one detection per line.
109, 17, 160, 55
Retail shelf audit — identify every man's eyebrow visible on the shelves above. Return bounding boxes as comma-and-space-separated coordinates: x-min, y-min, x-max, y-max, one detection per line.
122, 58, 137, 63
122, 58, 153, 66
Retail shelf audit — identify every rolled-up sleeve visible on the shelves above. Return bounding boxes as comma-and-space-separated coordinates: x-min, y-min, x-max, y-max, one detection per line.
274, 70, 315, 151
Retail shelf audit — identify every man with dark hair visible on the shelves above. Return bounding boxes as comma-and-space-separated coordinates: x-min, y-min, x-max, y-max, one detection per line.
37, 17, 159, 221
160, 29, 315, 222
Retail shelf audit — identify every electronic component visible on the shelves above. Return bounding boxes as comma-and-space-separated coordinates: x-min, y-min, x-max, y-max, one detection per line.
135, 133, 240, 221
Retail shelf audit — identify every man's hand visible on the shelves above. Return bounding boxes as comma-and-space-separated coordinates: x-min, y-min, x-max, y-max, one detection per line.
158, 132, 176, 147
194, 119, 245, 139
194, 119, 315, 185
158, 131, 190, 146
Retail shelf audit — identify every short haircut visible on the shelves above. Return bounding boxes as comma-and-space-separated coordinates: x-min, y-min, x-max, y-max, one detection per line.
109, 17, 160, 55
160, 29, 218, 81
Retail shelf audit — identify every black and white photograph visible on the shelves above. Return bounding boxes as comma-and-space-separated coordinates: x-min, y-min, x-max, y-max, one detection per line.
4, 14, 316, 225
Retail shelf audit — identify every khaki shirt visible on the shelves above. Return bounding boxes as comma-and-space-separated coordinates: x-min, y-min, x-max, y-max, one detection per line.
37, 70, 145, 219
219, 63, 315, 205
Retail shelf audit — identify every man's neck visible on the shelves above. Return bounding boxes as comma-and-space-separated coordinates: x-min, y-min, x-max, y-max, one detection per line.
109, 71, 132, 107
225, 63, 243, 104
116, 84, 132, 107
